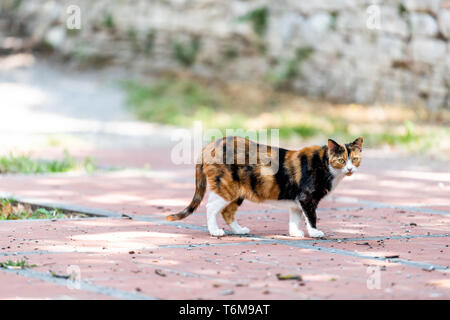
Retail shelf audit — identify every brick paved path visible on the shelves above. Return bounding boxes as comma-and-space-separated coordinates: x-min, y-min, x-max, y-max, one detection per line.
0, 148, 449, 300
1, 59, 449, 299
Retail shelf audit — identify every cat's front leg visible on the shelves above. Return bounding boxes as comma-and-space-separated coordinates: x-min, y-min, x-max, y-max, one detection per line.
299, 200, 325, 238
289, 207, 304, 237
206, 192, 229, 237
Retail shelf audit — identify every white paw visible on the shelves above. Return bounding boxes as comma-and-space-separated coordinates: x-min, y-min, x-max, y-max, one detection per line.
233, 226, 250, 235
209, 228, 225, 237
289, 229, 305, 237
229, 221, 250, 235
308, 228, 325, 238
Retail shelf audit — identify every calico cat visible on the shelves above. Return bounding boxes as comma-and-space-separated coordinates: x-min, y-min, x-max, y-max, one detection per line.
166, 136, 363, 238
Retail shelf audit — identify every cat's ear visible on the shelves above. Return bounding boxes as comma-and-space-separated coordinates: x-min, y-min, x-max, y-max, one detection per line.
328, 139, 340, 153
352, 137, 363, 150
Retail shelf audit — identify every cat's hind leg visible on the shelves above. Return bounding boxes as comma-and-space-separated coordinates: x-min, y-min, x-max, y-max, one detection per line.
206, 192, 230, 236
289, 207, 304, 237
221, 198, 250, 235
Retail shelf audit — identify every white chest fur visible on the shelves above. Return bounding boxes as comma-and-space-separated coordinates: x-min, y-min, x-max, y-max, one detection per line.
328, 164, 345, 192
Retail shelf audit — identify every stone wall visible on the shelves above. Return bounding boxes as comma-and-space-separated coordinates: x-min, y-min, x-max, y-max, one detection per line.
1, 0, 450, 110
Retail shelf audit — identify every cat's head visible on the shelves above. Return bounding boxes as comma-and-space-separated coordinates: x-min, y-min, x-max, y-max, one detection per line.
327, 137, 363, 176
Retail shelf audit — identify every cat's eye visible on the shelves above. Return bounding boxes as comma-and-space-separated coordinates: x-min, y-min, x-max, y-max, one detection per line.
352, 157, 359, 163
338, 159, 345, 164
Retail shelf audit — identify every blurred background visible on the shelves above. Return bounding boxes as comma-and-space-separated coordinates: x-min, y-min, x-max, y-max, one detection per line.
0, 0, 449, 174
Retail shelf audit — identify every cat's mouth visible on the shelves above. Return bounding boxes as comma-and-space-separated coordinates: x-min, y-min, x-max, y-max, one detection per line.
345, 172, 353, 176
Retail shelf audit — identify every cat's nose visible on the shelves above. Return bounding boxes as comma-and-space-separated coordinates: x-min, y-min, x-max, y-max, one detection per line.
347, 168, 353, 173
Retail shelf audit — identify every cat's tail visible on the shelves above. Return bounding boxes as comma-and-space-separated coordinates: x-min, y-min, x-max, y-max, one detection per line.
166, 163, 206, 221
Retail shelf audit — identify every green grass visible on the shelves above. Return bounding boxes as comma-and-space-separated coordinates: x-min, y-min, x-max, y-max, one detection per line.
268, 47, 315, 87
144, 29, 156, 54
237, 7, 269, 37
12, 0, 22, 10
369, 120, 419, 145
0, 151, 96, 174
124, 78, 345, 138
123, 76, 450, 158
278, 124, 322, 139
172, 38, 201, 67
0, 198, 86, 220
360, 120, 450, 154
102, 13, 115, 30
123, 78, 220, 126
0, 259, 36, 269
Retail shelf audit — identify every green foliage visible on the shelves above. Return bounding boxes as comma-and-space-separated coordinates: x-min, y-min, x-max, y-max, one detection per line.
127, 27, 140, 52
329, 11, 339, 30
223, 46, 238, 60
367, 120, 419, 146
123, 77, 450, 156
295, 47, 315, 64
268, 47, 314, 87
144, 29, 156, 55
123, 77, 345, 140
123, 78, 219, 125
0, 259, 36, 269
204, 129, 281, 143
83, 157, 97, 173
278, 124, 322, 139
12, 0, 22, 10
66, 28, 80, 37
172, 38, 201, 67
125, 28, 156, 54
398, 3, 407, 16
0, 151, 96, 174
0, 198, 86, 220
0, 153, 72, 174
103, 13, 115, 29
35, 40, 54, 53
237, 7, 269, 37
72, 46, 113, 68
127, 27, 138, 42
127, 28, 137, 41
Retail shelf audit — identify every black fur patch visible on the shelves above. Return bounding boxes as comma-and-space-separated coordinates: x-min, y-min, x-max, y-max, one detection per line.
215, 169, 224, 193
228, 164, 240, 183
345, 144, 351, 157
276, 148, 301, 200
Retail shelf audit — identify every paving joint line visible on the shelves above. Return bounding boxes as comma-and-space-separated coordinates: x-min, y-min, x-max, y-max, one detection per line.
272, 239, 449, 271
1, 250, 69, 257
0, 193, 380, 223
133, 264, 309, 299
1, 195, 448, 272
131, 214, 450, 243
1, 242, 271, 257
1, 217, 104, 223
3, 202, 444, 270
0, 192, 123, 219
0, 268, 157, 300
4, 232, 450, 258
125, 213, 450, 271
148, 217, 450, 271
330, 196, 450, 216
1, 192, 448, 225
1, 250, 303, 299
